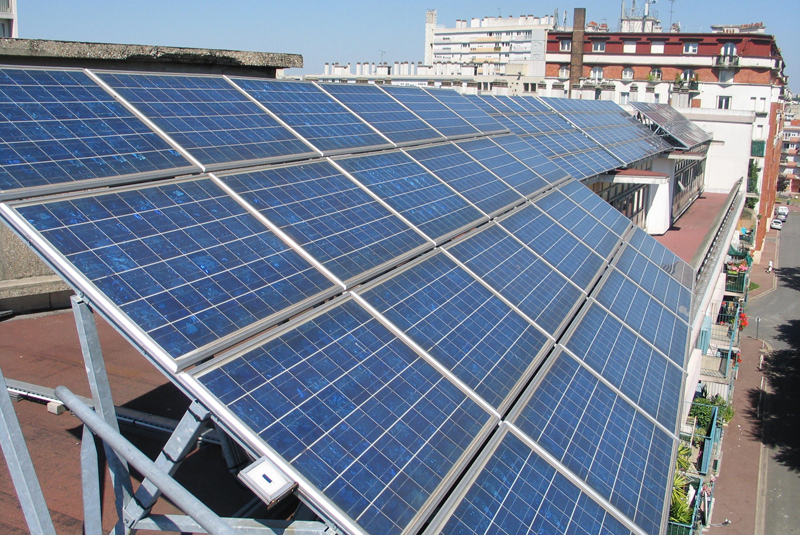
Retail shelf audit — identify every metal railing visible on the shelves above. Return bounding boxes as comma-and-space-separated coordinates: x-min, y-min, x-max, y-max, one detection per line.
714, 55, 740, 67
724, 266, 750, 293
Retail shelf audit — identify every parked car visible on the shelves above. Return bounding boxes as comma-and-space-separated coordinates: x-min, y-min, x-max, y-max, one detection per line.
771, 219, 783, 230
777, 205, 789, 216
777, 212, 787, 222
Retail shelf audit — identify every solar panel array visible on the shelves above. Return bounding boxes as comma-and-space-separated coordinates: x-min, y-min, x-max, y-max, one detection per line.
0, 65, 694, 535
630, 101, 712, 150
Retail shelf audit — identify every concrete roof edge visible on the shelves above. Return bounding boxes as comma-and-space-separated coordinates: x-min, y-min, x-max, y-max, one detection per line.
0, 38, 303, 69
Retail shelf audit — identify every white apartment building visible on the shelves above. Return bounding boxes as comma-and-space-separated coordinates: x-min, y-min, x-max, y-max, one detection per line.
0, 0, 17, 38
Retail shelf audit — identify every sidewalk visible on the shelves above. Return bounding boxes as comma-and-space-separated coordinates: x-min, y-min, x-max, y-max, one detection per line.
748, 226, 780, 300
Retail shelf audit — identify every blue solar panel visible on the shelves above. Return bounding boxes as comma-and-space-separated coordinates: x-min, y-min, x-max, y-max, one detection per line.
230, 78, 390, 153
359, 252, 551, 412
16, 178, 337, 365
615, 245, 692, 322
455, 137, 548, 197
499, 204, 606, 291
595, 269, 689, 367
406, 143, 524, 216
334, 151, 485, 243
422, 88, 506, 134
533, 188, 622, 259
559, 180, 632, 236
380, 85, 480, 138
447, 225, 583, 336
430, 427, 635, 535
628, 227, 694, 289
196, 298, 495, 535
511, 351, 674, 535
565, 303, 683, 430
0, 68, 195, 198
97, 72, 315, 169
489, 135, 570, 184
318, 83, 443, 145
219, 161, 430, 285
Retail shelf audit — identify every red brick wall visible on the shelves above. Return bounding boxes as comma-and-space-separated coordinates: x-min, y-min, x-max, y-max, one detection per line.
755, 101, 784, 249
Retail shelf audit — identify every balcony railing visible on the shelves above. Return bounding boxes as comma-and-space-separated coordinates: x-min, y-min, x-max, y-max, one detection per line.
714, 54, 740, 67
725, 268, 749, 293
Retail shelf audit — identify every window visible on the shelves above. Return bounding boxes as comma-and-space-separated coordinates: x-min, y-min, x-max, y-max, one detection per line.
683, 42, 699, 54
651, 41, 665, 54
681, 69, 696, 81
649, 68, 662, 81
592, 41, 606, 53
654, 93, 660, 103
721, 42, 737, 56
620, 92, 630, 104
622, 67, 634, 80
718, 96, 731, 109
560, 40, 572, 52
719, 69, 734, 83
623, 40, 637, 53
559, 65, 570, 79
591, 66, 604, 81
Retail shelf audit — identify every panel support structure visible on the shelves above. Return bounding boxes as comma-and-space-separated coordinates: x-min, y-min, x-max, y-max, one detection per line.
0, 366, 58, 535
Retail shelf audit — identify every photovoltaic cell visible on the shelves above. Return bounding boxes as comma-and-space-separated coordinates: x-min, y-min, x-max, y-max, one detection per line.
16, 178, 336, 363
430, 428, 635, 535
422, 88, 507, 134
334, 151, 484, 243
406, 143, 523, 216
511, 351, 673, 535
489, 135, 570, 184
97, 72, 315, 168
630, 102, 712, 150
564, 303, 683, 430
0, 68, 195, 198
196, 298, 494, 535
615, 245, 692, 322
380, 85, 480, 138
219, 161, 430, 285
447, 225, 583, 336
455, 137, 548, 197
533, 188, 621, 259
319, 83, 443, 145
559, 180, 631, 236
628, 227, 694, 289
359, 252, 551, 411
595, 269, 689, 367
230, 78, 390, 153
499, 204, 606, 291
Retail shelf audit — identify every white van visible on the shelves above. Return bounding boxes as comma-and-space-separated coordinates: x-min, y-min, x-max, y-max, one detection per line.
777, 205, 789, 216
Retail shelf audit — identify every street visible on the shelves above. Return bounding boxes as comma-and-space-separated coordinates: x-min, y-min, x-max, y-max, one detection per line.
742, 207, 800, 534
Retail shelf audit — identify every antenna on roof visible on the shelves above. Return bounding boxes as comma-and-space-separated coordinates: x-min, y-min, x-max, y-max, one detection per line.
668, 0, 676, 27
379, 50, 386, 63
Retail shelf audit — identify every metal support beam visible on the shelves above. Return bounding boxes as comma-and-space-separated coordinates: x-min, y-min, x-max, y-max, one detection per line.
123, 400, 211, 530
0, 366, 57, 535
71, 295, 134, 534
55, 386, 237, 535
133, 514, 330, 535
81, 426, 103, 535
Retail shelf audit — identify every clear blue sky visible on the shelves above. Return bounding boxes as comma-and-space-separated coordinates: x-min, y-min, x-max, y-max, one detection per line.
17, 0, 798, 90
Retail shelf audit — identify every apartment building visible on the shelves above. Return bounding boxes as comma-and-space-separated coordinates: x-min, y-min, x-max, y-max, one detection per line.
781, 120, 800, 193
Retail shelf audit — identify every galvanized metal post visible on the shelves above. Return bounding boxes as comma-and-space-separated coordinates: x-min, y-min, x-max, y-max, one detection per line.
71, 295, 134, 534
0, 366, 57, 535
55, 386, 237, 535
81, 425, 103, 535
123, 400, 211, 530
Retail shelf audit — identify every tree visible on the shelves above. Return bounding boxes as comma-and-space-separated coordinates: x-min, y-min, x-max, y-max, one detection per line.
747, 159, 761, 194
778, 175, 789, 193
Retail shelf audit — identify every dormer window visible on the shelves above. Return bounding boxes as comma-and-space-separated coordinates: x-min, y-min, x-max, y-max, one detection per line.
592, 41, 606, 53
683, 42, 699, 54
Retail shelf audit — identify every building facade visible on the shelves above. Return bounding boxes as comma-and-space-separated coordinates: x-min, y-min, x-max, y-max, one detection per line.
0, 0, 17, 38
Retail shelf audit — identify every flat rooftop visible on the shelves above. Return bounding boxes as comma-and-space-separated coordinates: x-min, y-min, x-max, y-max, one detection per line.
654, 192, 731, 264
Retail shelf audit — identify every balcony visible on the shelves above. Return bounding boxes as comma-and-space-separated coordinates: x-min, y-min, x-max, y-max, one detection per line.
714, 54, 740, 67
0, 0, 10, 14
780, 160, 797, 168
783, 148, 798, 156
725, 256, 751, 294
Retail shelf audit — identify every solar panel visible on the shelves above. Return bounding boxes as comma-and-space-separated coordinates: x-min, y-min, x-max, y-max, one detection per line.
489, 135, 570, 184
627, 227, 694, 289
630, 102, 712, 150
217, 161, 431, 286
509, 350, 674, 535
318, 83, 443, 145
229, 78, 391, 154
499, 204, 606, 291
614, 245, 692, 322
380, 85, 480, 138
0, 67, 197, 200
357, 252, 552, 412
455, 137, 548, 198
563, 303, 684, 431
594, 269, 689, 367
8, 178, 338, 369
405, 143, 524, 217
333, 151, 486, 244
96, 72, 317, 170
422, 88, 507, 134
425, 425, 636, 535
446, 224, 584, 336
559, 180, 632, 236
192, 297, 497, 535
533, 187, 622, 259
